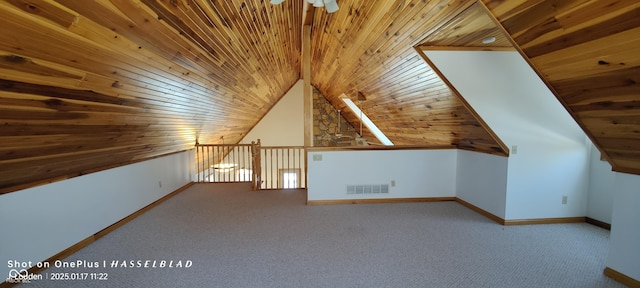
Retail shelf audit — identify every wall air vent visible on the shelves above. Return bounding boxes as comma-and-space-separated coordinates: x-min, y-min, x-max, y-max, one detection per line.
346, 184, 389, 195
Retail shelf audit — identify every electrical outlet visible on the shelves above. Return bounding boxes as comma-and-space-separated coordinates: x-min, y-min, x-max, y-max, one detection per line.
512, 145, 518, 155
312, 154, 323, 161
391, 180, 395, 187
562, 195, 568, 204
159, 181, 162, 188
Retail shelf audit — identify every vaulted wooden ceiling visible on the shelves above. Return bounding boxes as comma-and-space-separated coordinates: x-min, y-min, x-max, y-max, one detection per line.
0, 0, 639, 194
310, 0, 507, 153
0, 0, 303, 193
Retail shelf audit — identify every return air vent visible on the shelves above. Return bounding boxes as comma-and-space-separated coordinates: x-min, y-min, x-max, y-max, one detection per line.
346, 184, 389, 195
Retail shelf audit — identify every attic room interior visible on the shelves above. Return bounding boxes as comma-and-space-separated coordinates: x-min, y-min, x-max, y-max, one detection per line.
1, 0, 639, 287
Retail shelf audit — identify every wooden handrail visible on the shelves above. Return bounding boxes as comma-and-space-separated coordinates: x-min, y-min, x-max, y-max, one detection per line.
306, 145, 456, 151
196, 143, 253, 147
194, 140, 307, 190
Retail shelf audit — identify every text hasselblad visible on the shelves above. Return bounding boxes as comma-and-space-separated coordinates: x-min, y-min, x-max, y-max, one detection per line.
8, 260, 193, 269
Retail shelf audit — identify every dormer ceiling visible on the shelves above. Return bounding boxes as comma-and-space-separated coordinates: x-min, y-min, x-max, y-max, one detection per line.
482, 0, 640, 174
0, 0, 638, 193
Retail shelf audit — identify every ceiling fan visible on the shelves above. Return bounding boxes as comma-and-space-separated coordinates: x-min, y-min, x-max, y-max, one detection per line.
270, 0, 339, 13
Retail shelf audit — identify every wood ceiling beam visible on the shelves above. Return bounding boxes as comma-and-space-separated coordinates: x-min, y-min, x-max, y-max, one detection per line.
303, 24, 313, 147
418, 45, 515, 52
302, 1, 314, 26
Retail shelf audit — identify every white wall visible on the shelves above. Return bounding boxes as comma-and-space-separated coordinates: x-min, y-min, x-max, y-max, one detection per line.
240, 80, 304, 146
607, 172, 640, 281
456, 150, 508, 219
426, 51, 590, 220
307, 149, 457, 201
425, 51, 586, 142
230, 79, 305, 187
587, 142, 616, 224
504, 137, 589, 219
0, 151, 193, 279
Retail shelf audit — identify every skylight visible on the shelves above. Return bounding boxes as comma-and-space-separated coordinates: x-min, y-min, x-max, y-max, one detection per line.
340, 96, 393, 146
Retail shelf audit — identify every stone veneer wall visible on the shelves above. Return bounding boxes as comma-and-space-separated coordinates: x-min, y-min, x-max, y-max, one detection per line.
313, 88, 359, 147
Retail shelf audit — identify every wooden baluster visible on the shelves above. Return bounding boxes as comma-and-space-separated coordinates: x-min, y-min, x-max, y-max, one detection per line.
256, 139, 261, 190
196, 144, 200, 183
269, 149, 273, 189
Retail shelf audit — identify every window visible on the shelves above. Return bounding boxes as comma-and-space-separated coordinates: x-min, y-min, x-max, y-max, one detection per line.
340, 96, 393, 146
279, 169, 300, 189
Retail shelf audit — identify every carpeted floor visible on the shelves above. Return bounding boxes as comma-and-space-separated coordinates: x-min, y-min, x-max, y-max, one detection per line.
23, 183, 624, 287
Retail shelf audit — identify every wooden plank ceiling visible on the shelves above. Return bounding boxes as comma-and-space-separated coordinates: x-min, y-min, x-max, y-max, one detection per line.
310, 0, 508, 153
482, 0, 640, 174
1, 0, 639, 193
0, 0, 302, 193
418, 1, 512, 49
